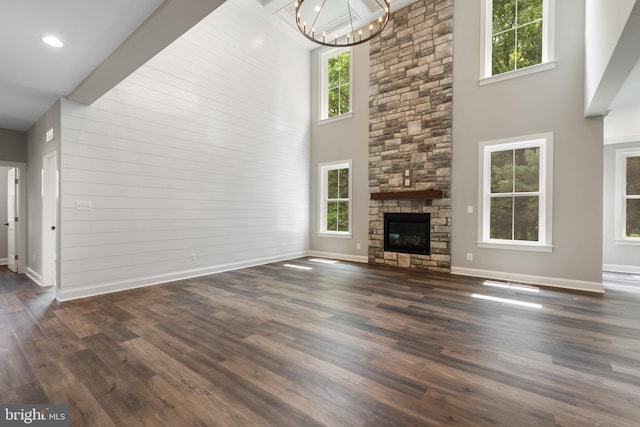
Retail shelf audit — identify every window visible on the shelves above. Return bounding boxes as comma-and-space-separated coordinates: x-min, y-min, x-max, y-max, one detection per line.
478, 133, 553, 251
320, 48, 352, 121
480, 0, 555, 82
318, 161, 352, 236
615, 149, 640, 243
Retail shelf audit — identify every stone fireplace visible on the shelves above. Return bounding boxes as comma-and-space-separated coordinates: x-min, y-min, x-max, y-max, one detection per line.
368, 0, 452, 272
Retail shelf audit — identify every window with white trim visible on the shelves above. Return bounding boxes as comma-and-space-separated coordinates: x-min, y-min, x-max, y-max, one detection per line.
615, 148, 640, 243
318, 161, 352, 236
320, 48, 352, 121
480, 0, 555, 81
478, 133, 553, 251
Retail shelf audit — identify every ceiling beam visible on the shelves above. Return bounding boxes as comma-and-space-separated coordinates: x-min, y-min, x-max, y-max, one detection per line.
68, 0, 226, 105
585, 1, 640, 117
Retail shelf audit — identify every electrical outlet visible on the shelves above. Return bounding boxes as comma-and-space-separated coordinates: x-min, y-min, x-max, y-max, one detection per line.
190, 253, 197, 261
467, 253, 473, 261
404, 178, 411, 187
76, 201, 92, 211
467, 205, 474, 214
356, 243, 361, 250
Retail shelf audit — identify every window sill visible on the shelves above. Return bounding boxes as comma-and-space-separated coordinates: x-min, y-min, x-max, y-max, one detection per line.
614, 239, 640, 247
317, 232, 352, 239
318, 112, 353, 126
479, 61, 556, 87
477, 241, 553, 252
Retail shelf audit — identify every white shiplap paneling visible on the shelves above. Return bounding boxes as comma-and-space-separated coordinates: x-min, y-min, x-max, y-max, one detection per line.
59, 0, 310, 299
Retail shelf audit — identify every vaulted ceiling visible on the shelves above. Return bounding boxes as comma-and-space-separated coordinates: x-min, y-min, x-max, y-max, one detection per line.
0, 0, 163, 131
0, 0, 225, 131
1, 0, 419, 133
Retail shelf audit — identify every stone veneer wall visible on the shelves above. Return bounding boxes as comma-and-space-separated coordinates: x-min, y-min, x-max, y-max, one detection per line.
368, 0, 453, 271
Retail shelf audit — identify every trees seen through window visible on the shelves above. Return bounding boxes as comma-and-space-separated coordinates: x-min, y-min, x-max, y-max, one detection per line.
489, 146, 540, 241
326, 167, 349, 232
626, 156, 640, 238
327, 51, 350, 118
492, 0, 543, 75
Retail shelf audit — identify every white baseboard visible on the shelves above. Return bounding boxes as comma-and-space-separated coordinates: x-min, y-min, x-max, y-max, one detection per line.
56, 251, 308, 301
0, 258, 7, 266
451, 266, 605, 293
307, 250, 368, 263
603, 264, 640, 274
26, 267, 44, 286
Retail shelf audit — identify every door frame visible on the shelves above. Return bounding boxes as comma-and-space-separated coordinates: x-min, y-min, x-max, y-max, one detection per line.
42, 151, 58, 288
0, 161, 27, 274
7, 167, 17, 272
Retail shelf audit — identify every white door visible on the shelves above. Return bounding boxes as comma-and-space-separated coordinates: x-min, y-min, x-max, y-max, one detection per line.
42, 153, 58, 287
7, 168, 18, 272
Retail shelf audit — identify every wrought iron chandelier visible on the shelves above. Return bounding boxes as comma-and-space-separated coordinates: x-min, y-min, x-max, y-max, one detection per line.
295, 0, 391, 47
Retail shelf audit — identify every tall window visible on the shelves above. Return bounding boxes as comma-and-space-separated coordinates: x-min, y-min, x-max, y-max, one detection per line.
479, 133, 553, 251
481, 0, 554, 80
321, 48, 351, 120
318, 161, 352, 236
615, 149, 640, 242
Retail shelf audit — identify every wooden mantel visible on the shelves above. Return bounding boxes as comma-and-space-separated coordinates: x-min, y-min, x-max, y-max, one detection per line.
370, 190, 443, 200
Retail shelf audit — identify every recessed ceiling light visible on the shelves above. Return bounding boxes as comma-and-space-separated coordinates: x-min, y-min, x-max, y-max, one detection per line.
42, 35, 64, 48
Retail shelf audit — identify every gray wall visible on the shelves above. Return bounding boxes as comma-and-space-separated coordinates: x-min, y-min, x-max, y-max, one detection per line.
0, 128, 27, 162
26, 100, 61, 284
603, 141, 640, 273
451, 0, 604, 292
309, 43, 370, 262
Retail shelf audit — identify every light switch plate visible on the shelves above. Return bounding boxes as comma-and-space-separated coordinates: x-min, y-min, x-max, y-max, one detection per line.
76, 201, 92, 211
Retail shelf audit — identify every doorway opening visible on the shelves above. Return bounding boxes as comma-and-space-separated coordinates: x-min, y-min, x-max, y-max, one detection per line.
0, 161, 27, 275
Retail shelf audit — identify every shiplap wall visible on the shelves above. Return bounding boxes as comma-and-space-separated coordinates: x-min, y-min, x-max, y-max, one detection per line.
59, 0, 310, 300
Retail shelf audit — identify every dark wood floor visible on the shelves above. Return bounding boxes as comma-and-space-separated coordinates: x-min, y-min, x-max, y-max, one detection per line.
1, 260, 640, 426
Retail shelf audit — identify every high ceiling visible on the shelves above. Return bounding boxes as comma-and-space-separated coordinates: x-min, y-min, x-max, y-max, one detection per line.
0, 0, 164, 131
0, 0, 234, 132
262, 0, 409, 41
0, 0, 419, 133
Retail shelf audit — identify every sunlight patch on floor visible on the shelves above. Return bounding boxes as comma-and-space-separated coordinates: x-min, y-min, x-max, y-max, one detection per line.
482, 280, 540, 293
472, 293, 543, 309
309, 258, 339, 264
283, 263, 313, 270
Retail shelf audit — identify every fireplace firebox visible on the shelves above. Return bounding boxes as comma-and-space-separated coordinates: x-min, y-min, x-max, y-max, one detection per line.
384, 213, 431, 255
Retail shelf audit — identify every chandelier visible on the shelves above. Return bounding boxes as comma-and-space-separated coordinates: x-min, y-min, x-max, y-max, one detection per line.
295, 0, 391, 47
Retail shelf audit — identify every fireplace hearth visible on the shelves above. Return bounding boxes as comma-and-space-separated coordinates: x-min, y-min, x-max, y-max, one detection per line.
384, 213, 431, 255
